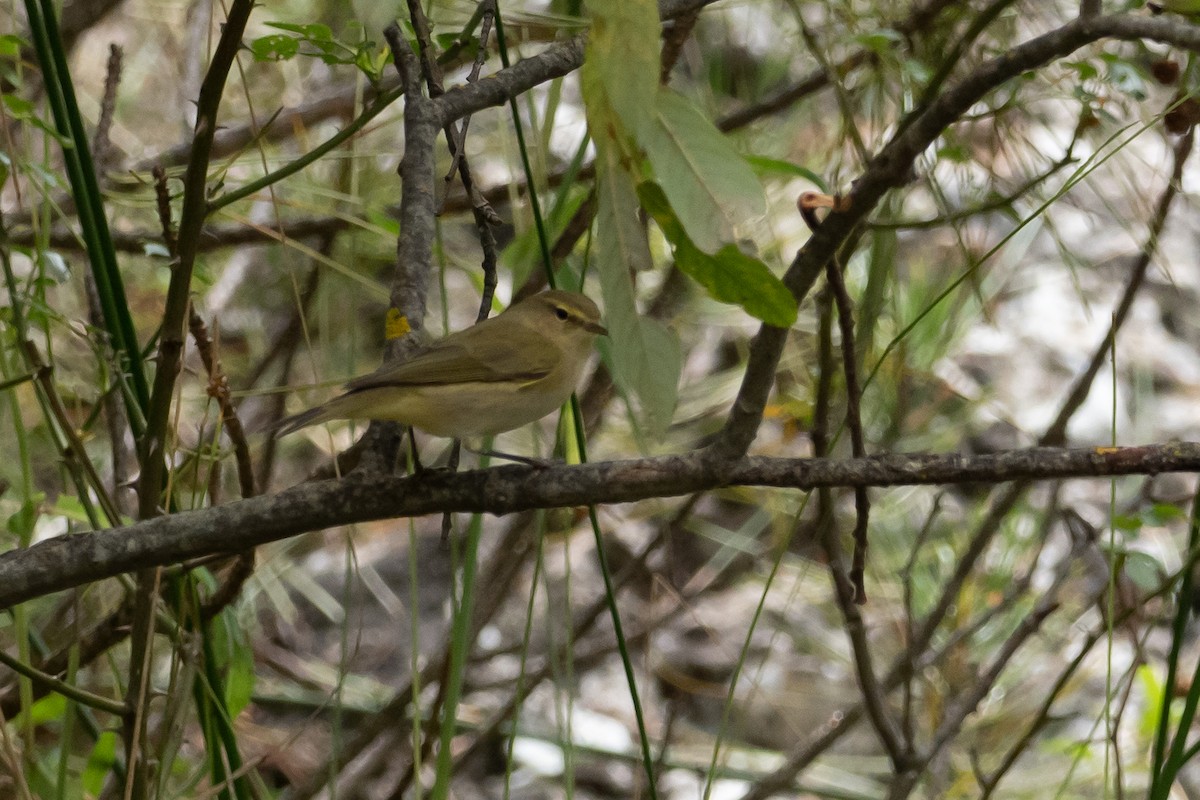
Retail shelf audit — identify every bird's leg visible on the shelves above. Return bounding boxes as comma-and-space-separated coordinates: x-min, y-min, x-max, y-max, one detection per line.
441, 440, 463, 545
406, 427, 425, 474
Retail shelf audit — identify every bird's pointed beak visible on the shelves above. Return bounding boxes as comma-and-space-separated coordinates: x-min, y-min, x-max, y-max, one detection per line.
586, 321, 608, 336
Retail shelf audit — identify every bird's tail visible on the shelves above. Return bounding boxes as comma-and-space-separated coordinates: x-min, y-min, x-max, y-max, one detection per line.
272, 405, 332, 437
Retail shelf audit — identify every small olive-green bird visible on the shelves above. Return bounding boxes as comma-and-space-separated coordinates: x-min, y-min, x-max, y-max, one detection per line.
276, 290, 607, 438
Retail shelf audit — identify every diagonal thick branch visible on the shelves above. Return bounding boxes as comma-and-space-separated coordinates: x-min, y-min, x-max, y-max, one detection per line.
707, 13, 1200, 460
1, 442, 1198, 609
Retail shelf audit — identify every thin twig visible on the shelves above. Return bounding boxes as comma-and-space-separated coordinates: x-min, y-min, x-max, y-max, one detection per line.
889, 545, 1078, 799
801, 192, 872, 604
138, 0, 255, 516
907, 125, 1195, 674
91, 44, 122, 173
791, 4, 869, 166
659, 8, 700, 84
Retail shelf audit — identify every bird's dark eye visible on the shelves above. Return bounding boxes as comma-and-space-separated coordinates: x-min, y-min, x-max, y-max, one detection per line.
554, 307, 569, 321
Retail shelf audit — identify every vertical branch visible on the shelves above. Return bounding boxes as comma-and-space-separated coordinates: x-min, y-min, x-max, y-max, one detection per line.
800, 192, 872, 603
384, 26, 440, 354
406, 0, 500, 319
137, 0, 254, 515
91, 44, 122, 172
126, 6, 253, 793
798, 192, 903, 766
823, 260, 871, 603
659, 8, 699, 84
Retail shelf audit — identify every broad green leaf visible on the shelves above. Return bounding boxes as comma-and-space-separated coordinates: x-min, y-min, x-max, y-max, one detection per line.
592, 139, 678, 436
0, 94, 70, 145
853, 28, 903, 57
39, 250, 69, 283
1, 93, 34, 116
607, 316, 681, 437
582, 0, 659, 142
586, 83, 652, 275
221, 611, 257, 715
744, 155, 828, 189
639, 183, 796, 327
83, 732, 120, 796
1150, 502, 1186, 523
701, 245, 796, 327
436, 33, 478, 57
0, 34, 27, 59
640, 89, 766, 252
7, 494, 42, 539
49, 493, 91, 523
251, 34, 299, 61
1123, 550, 1163, 592
26, 692, 66, 726
265, 22, 335, 41
582, 2, 679, 436
1112, 513, 1143, 532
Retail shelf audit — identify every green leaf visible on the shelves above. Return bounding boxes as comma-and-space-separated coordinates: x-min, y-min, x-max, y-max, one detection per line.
39, 250, 70, 283
435, 33, 479, 59
211, 609, 257, 715
50, 493, 91, 524
744, 155, 828, 189
640, 89, 766, 252
853, 28, 903, 57
0, 34, 27, 59
603, 316, 681, 436
1112, 513, 1143, 532
1155, 0, 1200, 15
26, 692, 66, 726
251, 34, 299, 61
582, 2, 680, 436
354, 44, 387, 80
1150, 502, 1186, 524
1, 93, 34, 116
1136, 663, 1166, 739
639, 183, 796, 327
1, 95, 71, 145
265, 22, 334, 41
935, 142, 971, 162
7, 495, 43, 540
1066, 59, 1098, 81
1123, 550, 1163, 592
592, 139, 678, 437
581, 0, 659, 142
703, 246, 797, 326
1100, 52, 1147, 100
83, 732, 120, 796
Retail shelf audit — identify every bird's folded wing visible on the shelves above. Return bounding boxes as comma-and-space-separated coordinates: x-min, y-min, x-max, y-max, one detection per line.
345, 329, 554, 390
